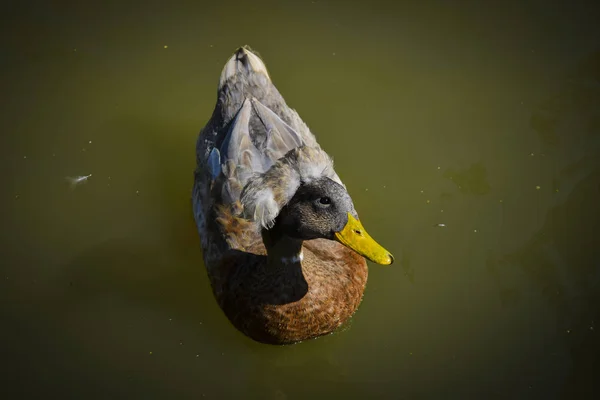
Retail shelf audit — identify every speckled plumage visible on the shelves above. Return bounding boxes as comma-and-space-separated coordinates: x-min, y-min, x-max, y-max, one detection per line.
192, 46, 370, 344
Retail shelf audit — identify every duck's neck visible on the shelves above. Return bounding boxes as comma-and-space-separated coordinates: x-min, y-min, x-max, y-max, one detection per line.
261, 227, 304, 268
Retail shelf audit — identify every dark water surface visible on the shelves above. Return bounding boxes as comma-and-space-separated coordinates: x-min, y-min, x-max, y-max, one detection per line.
1, 1, 599, 399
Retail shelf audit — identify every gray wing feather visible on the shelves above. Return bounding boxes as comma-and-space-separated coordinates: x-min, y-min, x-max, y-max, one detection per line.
215, 97, 312, 207
251, 98, 303, 162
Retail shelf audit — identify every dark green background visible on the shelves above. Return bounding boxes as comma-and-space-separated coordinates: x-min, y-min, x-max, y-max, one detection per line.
1, 1, 599, 398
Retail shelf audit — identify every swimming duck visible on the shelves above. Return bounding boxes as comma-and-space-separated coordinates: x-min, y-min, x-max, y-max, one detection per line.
193, 46, 393, 345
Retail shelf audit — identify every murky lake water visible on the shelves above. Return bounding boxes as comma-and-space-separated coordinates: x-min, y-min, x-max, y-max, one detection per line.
2, 1, 599, 398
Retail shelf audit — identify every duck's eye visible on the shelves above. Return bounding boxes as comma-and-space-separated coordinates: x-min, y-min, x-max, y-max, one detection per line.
318, 197, 331, 205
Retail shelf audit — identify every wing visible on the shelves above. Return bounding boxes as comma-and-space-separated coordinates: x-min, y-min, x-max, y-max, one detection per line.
216, 97, 305, 205
251, 98, 303, 164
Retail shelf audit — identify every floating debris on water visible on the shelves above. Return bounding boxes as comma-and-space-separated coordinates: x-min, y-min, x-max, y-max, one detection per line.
426, 199, 430, 204
88, 140, 92, 144
433, 223, 446, 228
535, 185, 541, 190
473, 229, 478, 233
164, 45, 168, 49
66, 174, 92, 189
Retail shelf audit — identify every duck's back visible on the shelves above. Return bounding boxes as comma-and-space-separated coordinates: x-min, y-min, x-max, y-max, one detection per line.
193, 47, 323, 276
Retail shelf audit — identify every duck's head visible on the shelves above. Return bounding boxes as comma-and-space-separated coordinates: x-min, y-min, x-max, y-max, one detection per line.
241, 146, 393, 265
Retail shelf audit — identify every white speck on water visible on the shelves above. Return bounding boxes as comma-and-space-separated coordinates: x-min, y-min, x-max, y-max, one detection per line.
196, 354, 200, 358
383, 185, 386, 189
440, 209, 444, 212
88, 140, 92, 144
332, 52, 336, 56
437, 166, 441, 170
52, 153, 56, 157
473, 229, 478, 233
82, 148, 86, 152
434, 223, 446, 228
365, 188, 369, 191
66, 174, 92, 189
136, 190, 140, 195
23, 155, 27, 159
536, 185, 541, 190
420, 190, 424, 194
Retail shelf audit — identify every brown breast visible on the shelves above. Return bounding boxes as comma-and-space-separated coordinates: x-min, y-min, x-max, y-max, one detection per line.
213, 239, 368, 344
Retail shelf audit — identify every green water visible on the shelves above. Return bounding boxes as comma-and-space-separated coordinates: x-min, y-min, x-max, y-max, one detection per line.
1, 1, 599, 398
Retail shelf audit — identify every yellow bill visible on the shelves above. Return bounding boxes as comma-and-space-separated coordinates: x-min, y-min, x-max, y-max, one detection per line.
334, 213, 394, 265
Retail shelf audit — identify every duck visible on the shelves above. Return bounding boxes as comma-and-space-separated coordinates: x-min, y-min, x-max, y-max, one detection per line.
192, 46, 393, 345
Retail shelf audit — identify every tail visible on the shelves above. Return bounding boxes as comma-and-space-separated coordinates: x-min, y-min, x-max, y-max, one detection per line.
218, 46, 271, 91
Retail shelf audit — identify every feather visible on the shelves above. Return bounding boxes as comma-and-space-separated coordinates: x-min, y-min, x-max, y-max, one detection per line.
207, 147, 221, 180
251, 97, 303, 161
